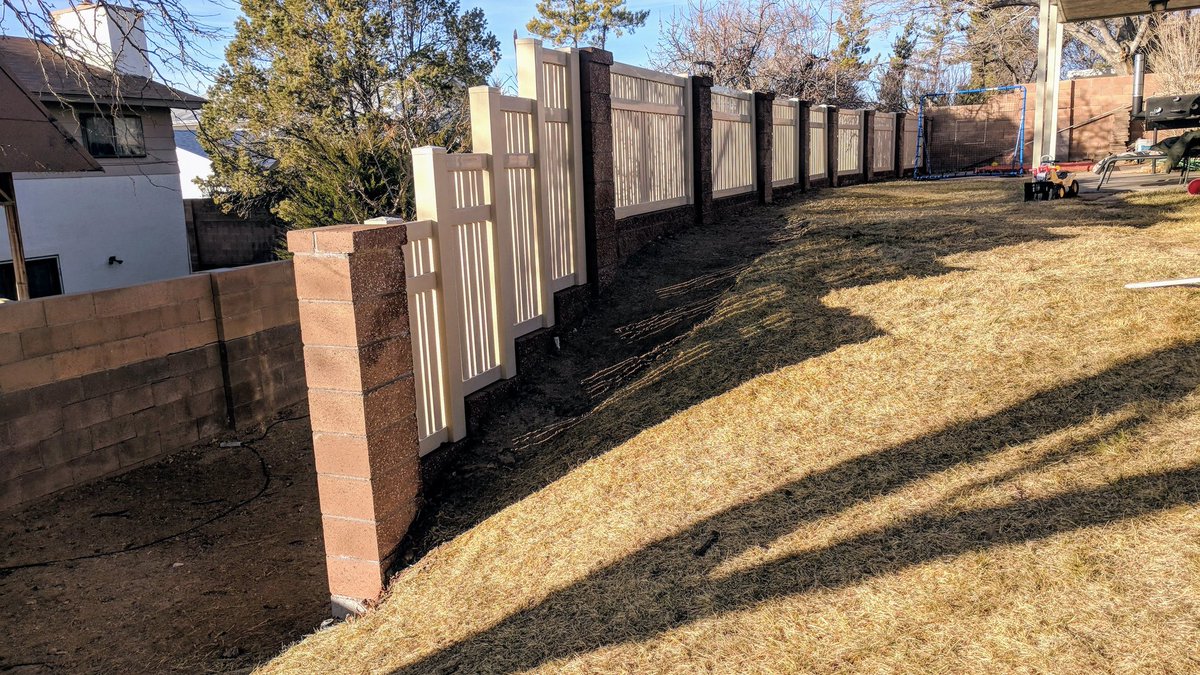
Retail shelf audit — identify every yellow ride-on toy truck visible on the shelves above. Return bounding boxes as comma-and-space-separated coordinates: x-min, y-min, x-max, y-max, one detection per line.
1024, 160, 1080, 201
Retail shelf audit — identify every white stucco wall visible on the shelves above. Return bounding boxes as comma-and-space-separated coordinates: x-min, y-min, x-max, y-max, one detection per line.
176, 146, 212, 200
0, 172, 192, 294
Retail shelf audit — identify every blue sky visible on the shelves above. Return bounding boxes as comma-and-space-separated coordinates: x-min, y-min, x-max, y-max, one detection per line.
1, 0, 898, 96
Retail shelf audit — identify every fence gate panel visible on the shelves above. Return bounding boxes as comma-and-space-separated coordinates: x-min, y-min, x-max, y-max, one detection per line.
711, 87, 756, 198
772, 98, 800, 187
610, 62, 693, 218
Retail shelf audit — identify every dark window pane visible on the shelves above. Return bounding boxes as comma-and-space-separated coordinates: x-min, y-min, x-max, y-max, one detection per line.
0, 256, 63, 300
81, 115, 146, 158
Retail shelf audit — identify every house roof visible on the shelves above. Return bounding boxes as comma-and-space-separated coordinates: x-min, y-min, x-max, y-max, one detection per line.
1055, 0, 1200, 22
0, 36, 205, 110
0, 57, 101, 173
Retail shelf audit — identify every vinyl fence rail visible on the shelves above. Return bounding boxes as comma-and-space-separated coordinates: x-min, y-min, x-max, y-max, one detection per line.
837, 109, 864, 176
772, 98, 801, 187
809, 105, 830, 179
610, 61, 693, 218
872, 112, 896, 173
711, 86, 757, 198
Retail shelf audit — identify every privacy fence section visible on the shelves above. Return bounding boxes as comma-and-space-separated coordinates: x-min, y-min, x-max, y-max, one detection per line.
902, 114, 921, 172
837, 109, 864, 178
772, 99, 801, 188
873, 112, 897, 175
809, 105, 830, 183
288, 40, 927, 615
711, 87, 757, 199
609, 62, 693, 218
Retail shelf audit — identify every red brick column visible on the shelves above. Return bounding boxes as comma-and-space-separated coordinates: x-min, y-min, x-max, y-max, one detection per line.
287, 221, 420, 618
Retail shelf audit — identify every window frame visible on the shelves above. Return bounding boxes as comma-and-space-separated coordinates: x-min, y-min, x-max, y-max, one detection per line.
80, 113, 148, 159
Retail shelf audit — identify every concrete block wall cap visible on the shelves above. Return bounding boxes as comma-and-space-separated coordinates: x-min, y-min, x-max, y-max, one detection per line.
363, 216, 407, 225
308, 222, 409, 254
411, 146, 447, 156
579, 48, 613, 65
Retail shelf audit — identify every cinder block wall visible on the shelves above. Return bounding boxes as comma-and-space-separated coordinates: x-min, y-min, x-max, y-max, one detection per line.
0, 261, 305, 510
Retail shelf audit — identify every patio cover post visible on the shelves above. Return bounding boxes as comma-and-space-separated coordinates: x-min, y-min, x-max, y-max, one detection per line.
1032, 0, 1064, 163
0, 173, 29, 301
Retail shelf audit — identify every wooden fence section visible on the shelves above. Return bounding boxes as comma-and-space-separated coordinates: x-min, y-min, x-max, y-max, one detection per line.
711, 87, 756, 198
610, 62, 693, 218
837, 109, 863, 176
809, 105, 829, 179
772, 98, 800, 187
873, 112, 896, 173
903, 114, 920, 170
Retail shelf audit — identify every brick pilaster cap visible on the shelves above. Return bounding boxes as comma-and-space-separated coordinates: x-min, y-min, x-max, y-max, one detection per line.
579, 48, 614, 65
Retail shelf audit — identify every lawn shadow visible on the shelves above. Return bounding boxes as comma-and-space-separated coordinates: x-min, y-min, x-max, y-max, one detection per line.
404, 181, 1188, 563
393, 339, 1200, 673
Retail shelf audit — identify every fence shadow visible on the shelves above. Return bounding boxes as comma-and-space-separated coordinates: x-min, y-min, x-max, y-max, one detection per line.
404, 181, 1182, 566
393, 339, 1200, 673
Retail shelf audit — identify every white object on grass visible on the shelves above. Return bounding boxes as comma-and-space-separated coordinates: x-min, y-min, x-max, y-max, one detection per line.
1125, 277, 1200, 289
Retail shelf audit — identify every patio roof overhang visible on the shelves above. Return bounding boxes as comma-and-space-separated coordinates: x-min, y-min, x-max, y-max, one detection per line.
1055, 0, 1200, 22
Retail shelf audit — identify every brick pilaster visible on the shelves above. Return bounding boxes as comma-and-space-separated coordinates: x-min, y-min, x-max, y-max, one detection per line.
894, 112, 907, 177
754, 91, 775, 204
863, 109, 876, 183
797, 100, 811, 191
287, 221, 420, 618
691, 74, 714, 226
578, 48, 616, 293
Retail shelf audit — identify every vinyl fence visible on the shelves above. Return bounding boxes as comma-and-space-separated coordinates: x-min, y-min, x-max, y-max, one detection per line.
809, 105, 830, 180
610, 61, 693, 218
837, 109, 864, 177
903, 114, 920, 170
405, 41, 587, 453
711, 87, 757, 198
872, 112, 896, 173
772, 98, 801, 187
391, 47, 920, 455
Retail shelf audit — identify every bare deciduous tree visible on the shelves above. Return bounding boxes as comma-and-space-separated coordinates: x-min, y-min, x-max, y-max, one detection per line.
1146, 11, 1200, 95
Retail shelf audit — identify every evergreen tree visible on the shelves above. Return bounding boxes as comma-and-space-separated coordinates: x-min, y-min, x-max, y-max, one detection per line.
200, 0, 499, 230
527, 0, 649, 49
878, 18, 916, 112
828, 0, 875, 106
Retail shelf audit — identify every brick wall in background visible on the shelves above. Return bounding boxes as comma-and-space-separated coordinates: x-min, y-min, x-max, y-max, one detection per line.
0, 261, 305, 510
184, 198, 284, 271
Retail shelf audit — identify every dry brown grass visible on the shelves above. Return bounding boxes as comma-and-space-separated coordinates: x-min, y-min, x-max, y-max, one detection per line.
263, 180, 1200, 674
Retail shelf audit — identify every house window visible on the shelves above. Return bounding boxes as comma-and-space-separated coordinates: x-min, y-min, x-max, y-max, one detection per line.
0, 255, 63, 300
81, 114, 146, 158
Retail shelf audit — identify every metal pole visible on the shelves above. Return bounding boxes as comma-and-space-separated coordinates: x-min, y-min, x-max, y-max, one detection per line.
0, 173, 29, 301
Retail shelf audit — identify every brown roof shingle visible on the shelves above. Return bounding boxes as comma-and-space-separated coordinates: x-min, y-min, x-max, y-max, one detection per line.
0, 36, 205, 109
